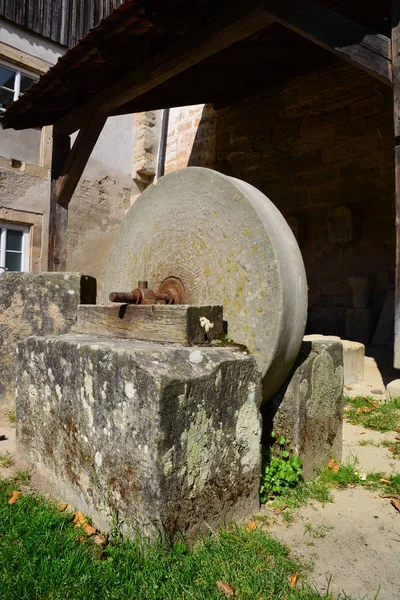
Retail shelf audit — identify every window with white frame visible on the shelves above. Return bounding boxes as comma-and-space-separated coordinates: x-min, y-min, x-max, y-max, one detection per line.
0, 223, 30, 272
0, 61, 37, 112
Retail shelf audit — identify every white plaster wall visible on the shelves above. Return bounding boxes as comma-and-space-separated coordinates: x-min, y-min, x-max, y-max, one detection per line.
74, 115, 135, 186
0, 128, 41, 163
0, 19, 137, 291
0, 18, 65, 164
0, 18, 65, 64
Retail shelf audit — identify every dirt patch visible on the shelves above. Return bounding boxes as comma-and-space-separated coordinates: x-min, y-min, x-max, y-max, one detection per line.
264, 421, 400, 600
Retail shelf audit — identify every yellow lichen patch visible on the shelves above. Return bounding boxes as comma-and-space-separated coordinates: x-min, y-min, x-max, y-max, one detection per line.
242, 229, 251, 237
203, 264, 211, 278
257, 308, 264, 315
252, 244, 259, 254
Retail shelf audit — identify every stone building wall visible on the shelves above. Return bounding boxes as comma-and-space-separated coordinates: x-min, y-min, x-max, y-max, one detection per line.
0, 19, 141, 300
165, 61, 395, 340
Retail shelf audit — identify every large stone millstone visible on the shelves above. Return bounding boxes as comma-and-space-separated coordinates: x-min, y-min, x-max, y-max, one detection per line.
104, 167, 307, 401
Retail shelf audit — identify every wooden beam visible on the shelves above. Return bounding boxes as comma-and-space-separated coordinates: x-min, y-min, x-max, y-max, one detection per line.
48, 132, 70, 271
55, 0, 275, 134
47, 116, 106, 270
392, 0, 400, 368
264, 0, 391, 86
76, 304, 224, 345
55, 116, 106, 207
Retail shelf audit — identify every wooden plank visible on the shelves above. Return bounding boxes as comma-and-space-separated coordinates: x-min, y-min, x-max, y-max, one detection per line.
0, 42, 52, 75
55, 0, 275, 133
264, 0, 391, 86
76, 304, 224, 345
48, 131, 70, 271
392, 0, 400, 368
55, 115, 106, 208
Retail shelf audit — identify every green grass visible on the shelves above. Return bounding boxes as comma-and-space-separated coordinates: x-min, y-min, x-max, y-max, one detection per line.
0, 474, 351, 600
0, 451, 14, 468
303, 523, 333, 539
7, 408, 16, 426
269, 457, 400, 518
344, 396, 400, 432
389, 442, 400, 458
272, 477, 332, 511
317, 457, 400, 496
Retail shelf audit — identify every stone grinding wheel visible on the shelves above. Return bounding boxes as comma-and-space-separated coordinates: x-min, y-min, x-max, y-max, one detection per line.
104, 167, 307, 402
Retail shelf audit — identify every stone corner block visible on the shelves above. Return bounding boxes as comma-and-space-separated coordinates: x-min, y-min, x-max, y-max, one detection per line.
0, 272, 96, 404
262, 339, 344, 479
16, 335, 262, 539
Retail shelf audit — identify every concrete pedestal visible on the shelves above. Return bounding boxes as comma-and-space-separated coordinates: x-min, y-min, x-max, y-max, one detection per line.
16, 335, 261, 539
262, 339, 344, 478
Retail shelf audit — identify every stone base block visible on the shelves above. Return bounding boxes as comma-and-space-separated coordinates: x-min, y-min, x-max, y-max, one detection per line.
386, 379, 400, 402
262, 340, 344, 479
345, 308, 375, 345
0, 272, 96, 404
342, 340, 365, 385
16, 335, 261, 539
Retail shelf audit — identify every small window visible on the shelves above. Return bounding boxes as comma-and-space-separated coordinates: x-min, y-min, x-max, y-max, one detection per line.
0, 61, 37, 112
0, 223, 30, 272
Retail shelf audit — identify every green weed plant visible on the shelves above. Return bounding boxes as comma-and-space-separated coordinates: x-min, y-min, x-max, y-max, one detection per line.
260, 433, 302, 503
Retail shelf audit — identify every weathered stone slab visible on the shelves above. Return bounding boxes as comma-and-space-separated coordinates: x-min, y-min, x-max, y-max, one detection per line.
262, 339, 344, 478
0, 273, 96, 405
16, 335, 261, 539
75, 304, 223, 344
304, 335, 364, 385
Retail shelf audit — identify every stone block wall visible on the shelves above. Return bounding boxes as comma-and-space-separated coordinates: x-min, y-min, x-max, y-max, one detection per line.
262, 339, 344, 479
0, 272, 95, 406
16, 335, 261, 538
165, 104, 217, 173
165, 61, 395, 340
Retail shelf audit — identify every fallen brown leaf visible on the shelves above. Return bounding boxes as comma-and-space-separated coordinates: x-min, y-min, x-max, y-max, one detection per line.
391, 499, 400, 513
58, 502, 69, 512
395, 436, 400, 442
245, 521, 256, 532
380, 479, 391, 484
356, 406, 372, 414
72, 511, 87, 527
8, 491, 22, 505
381, 494, 400, 499
327, 459, 340, 472
94, 534, 106, 545
273, 504, 289, 515
289, 572, 300, 588
77, 535, 85, 543
216, 580, 234, 597
83, 524, 96, 537
394, 429, 400, 433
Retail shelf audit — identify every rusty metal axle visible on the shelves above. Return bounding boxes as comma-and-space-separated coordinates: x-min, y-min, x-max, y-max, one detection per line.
109, 277, 186, 305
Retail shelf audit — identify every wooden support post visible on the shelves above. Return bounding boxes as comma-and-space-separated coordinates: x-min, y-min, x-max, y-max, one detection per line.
48, 131, 70, 271
393, 0, 400, 367
47, 116, 106, 271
